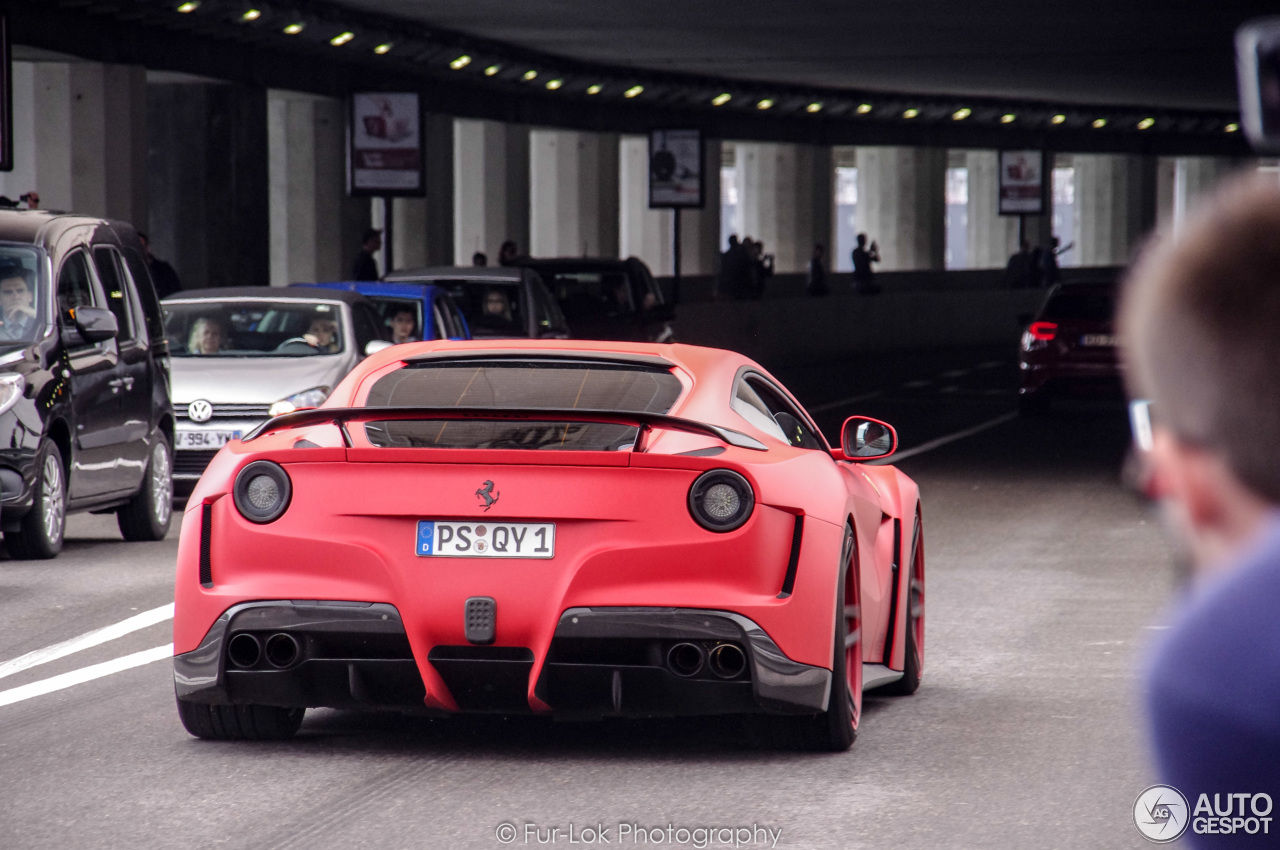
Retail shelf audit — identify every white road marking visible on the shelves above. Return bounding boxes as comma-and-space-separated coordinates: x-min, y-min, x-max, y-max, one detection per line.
871, 411, 1019, 464
807, 390, 883, 413
0, 603, 174, 682
939, 369, 969, 378
901, 379, 931, 389
977, 360, 1005, 369
0, 644, 172, 708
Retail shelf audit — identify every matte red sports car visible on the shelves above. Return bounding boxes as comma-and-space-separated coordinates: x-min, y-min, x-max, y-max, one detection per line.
172, 340, 925, 750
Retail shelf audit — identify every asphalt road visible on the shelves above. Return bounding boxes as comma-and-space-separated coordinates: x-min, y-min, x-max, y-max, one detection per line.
0, 345, 1179, 849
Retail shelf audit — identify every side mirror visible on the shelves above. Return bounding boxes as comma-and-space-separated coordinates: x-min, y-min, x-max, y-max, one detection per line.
64, 306, 118, 345
364, 339, 394, 356
838, 416, 898, 461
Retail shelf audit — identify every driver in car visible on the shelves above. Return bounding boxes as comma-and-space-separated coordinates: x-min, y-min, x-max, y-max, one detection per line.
0, 267, 39, 342
304, 317, 340, 353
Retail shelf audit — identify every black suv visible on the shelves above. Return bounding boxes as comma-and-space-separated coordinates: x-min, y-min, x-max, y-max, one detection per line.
516, 257, 675, 342
0, 211, 173, 558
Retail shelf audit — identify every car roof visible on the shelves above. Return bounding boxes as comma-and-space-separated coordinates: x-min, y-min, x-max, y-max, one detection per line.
0, 209, 137, 246
386, 266, 525, 283
517, 258, 629, 271
293, 281, 441, 296
164, 286, 371, 305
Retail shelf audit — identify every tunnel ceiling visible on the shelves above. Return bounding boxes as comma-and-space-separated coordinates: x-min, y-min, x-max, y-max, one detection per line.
333, 0, 1272, 112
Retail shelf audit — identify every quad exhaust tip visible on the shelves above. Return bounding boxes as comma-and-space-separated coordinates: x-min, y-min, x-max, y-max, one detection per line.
264, 633, 301, 668
666, 642, 705, 677
708, 643, 747, 679
227, 633, 262, 668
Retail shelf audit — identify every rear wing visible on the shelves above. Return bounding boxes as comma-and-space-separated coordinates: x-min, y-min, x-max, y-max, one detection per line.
242, 406, 768, 451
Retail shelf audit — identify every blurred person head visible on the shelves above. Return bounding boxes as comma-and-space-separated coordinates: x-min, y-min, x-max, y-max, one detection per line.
483, 289, 511, 319
1119, 175, 1280, 571
306, 317, 339, 352
856, 233, 868, 248
390, 307, 417, 344
472, 251, 488, 267
187, 317, 224, 355
361, 228, 383, 253
498, 241, 518, 265
813, 243, 825, 260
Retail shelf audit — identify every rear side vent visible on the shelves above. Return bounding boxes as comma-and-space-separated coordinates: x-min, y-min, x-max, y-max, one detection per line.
199, 503, 214, 587
777, 515, 804, 598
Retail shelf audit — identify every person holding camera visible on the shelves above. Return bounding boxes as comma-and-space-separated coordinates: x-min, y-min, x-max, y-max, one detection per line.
852, 233, 881, 294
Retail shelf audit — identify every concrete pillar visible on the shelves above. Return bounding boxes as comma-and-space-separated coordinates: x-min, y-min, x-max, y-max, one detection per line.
854, 146, 946, 271
1074, 154, 1157, 266
1155, 157, 1177, 234
149, 82, 270, 290
964, 150, 1018, 269
618, 135, 723, 277
454, 119, 530, 264
1173, 157, 1239, 233
529, 129, 619, 258
267, 91, 365, 286
735, 142, 832, 274
0, 62, 40, 204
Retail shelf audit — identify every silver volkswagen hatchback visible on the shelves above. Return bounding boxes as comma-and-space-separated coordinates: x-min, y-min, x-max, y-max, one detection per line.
162, 287, 389, 490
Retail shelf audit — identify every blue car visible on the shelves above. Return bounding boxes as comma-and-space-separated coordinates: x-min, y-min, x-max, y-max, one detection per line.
291, 281, 471, 343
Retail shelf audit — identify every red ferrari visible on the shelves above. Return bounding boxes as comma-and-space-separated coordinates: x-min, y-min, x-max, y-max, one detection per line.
172, 340, 924, 750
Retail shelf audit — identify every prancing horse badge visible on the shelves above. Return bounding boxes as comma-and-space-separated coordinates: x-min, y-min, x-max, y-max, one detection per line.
475, 480, 499, 511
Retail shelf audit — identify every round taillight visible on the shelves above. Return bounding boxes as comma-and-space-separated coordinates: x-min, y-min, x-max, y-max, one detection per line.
233, 460, 292, 523
688, 469, 754, 532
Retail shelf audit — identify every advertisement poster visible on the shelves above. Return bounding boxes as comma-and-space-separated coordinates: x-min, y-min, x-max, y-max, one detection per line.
998, 150, 1045, 215
349, 92, 423, 195
648, 129, 704, 208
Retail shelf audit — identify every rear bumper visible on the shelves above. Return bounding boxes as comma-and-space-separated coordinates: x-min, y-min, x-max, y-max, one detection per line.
174, 601, 831, 718
1019, 358, 1122, 396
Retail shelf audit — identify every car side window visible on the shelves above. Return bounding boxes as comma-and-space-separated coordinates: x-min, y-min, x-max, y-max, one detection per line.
119, 248, 157, 345
92, 247, 136, 341
744, 376, 826, 451
441, 293, 468, 338
431, 303, 449, 340
58, 250, 101, 319
731, 379, 789, 442
351, 303, 384, 352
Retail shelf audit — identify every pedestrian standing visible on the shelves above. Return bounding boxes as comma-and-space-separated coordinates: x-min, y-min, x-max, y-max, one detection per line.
852, 234, 881, 294
807, 244, 829, 296
351, 228, 382, 281
138, 232, 182, 299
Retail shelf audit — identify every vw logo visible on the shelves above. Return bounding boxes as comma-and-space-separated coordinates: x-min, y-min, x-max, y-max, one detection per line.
187, 400, 214, 423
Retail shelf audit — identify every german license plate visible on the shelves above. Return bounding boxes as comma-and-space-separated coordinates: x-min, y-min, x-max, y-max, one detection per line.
416, 521, 555, 558
1079, 334, 1118, 347
176, 429, 240, 449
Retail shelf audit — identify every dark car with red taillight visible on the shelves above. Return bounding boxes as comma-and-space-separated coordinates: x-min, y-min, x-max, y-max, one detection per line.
1018, 282, 1120, 414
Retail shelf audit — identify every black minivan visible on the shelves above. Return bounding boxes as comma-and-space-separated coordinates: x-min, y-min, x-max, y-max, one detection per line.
0, 211, 173, 558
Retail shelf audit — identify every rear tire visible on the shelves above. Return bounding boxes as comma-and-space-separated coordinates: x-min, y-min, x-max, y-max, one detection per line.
7, 440, 66, 560
176, 697, 304, 741
118, 436, 174, 542
748, 527, 861, 751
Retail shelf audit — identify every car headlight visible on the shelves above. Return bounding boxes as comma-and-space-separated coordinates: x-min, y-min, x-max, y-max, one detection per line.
688, 469, 755, 532
269, 386, 330, 417
0, 373, 25, 417
233, 461, 292, 523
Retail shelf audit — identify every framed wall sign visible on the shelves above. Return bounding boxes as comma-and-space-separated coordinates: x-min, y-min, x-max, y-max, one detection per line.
648, 129, 704, 209
998, 149, 1047, 215
348, 92, 424, 196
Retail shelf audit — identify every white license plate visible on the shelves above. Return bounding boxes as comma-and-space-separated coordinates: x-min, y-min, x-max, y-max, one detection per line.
1079, 334, 1118, 347
176, 429, 240, 449
416, 521, 555, 558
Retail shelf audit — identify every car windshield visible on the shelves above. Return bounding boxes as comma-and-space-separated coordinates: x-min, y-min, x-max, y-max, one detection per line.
543, 269, 635, 322
432, 280, 525, 337
362, 359, 683, 450
163, 300, 346, 357
0, 245, 48, 348
1043, 290, 1116, 322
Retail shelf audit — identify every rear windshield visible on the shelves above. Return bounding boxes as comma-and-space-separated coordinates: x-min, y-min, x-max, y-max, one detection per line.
1043, 290, 1116, 322
363, 359, 683, 450
163, 300, 347, 357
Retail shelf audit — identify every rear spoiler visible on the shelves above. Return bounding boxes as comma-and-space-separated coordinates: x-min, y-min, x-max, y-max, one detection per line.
242, 406, 768, 451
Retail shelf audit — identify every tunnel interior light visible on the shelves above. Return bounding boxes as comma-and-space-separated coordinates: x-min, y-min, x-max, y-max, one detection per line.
1051, 114, 1066, 124
712, 93, 732, 106
1092, 118, 1107, 128
330, 32, 354, 46
806, 102, 823, 113
523, 70, 539, 82
1001, 113, 1016, 124
374, 43, 393, 55
952, 107, 971, 120
586, 84, 603, 95
283, 22, 304, 34
757, 98, 774, 110
903, 108, 919, 119
1226, 122, 1240, 133
546, 78, 563, 90
625, 85, 644, 98
484, 64, 501, 76
857, 103, 872, 114
177, 1, 199, 11
449, 54, 471, 70
242, 9, 261, 21
1137, 117, 1155, 130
